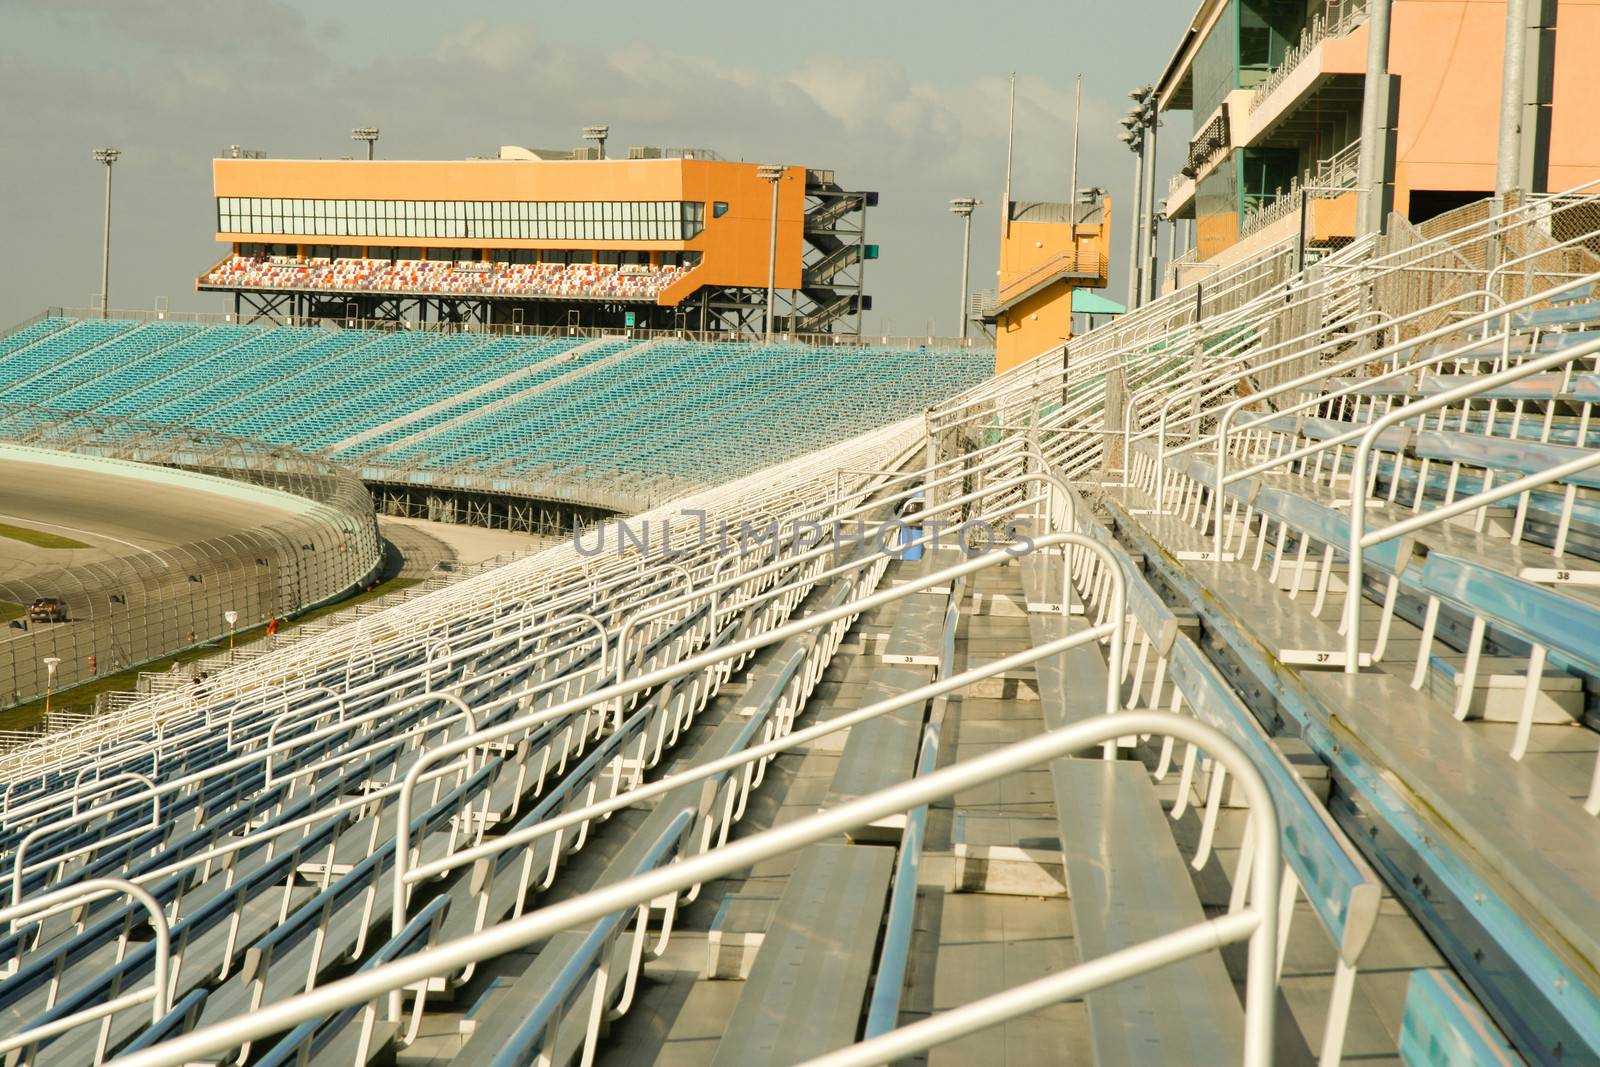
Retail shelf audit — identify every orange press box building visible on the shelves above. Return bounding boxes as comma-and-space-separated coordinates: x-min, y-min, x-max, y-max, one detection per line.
199, 144, 877, 334
974, 198, 1114, 373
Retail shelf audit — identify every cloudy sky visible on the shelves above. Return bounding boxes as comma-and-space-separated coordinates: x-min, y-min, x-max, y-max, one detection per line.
0, 0, 1190, 336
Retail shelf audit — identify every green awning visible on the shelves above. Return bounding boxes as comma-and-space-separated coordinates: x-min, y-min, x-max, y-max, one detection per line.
1072, 291, 1126, 315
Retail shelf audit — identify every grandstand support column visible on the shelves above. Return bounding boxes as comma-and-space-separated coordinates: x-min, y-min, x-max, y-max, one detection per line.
1171, 217, 1184, 292
1519, 0, 1556, 193
1356, 0, 1395, 235
1495, 0, 1529, 195
1102, 367, 1127, 477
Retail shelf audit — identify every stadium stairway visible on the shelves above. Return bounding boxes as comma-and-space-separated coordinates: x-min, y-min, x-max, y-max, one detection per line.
0, 436, 1547, 1064
405, 542, 1447, 1067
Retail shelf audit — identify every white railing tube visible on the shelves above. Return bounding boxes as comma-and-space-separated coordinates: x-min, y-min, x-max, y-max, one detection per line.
11, 771, 157, 911
804, 910, 1264, 1067
389, 513, 1098, 950
607, 455, 1044, 719
108, 711, 1277, 1067
1212, 271, 1600, 555
1343, 334, 1600, 671
0, 877, 170, 1055
402, 543, 1122, 889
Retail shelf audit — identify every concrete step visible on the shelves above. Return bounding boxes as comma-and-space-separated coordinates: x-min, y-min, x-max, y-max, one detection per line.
704, 893, 780, 980
951, 814, 1066, 897
1425, 654, 1585, 724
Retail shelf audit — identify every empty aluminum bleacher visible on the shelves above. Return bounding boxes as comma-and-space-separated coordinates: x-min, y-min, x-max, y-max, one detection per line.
0, 315, 991, 504
9, 185, 1600, 1065
1094, 275, 1600, 1059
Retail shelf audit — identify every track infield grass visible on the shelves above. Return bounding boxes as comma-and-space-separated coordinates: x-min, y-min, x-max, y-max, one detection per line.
0, 522, 90, 550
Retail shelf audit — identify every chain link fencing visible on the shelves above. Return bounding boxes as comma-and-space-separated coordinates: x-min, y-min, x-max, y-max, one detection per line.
0, 405, 382, 713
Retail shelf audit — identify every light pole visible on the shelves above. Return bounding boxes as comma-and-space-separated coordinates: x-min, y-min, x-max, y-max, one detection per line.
93, 147, 119, 319
351, 127, 379, 161
1119, 122, 1144, 311
1139, 108, 1160, 304
42, 657, 61, 717
758, 164, 785, 341
949, 198, 980, 340
1121, 85, 1158, 308
582, 125, 610, 160
224, 610, 238, 653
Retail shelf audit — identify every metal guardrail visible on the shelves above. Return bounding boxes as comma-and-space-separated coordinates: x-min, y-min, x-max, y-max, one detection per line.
109, 711, 1281, 1067
967, 252, 1111, 321
1248, 0, 1371, 115
0, 419, 918, 784
995, 251, 1108, 307
1208, 258, 1600, 557
39, 306, 980, 352
1239, 143, 1359, 240
0, 407, 382, 710
928, 181, 1600, 561
14, 183, 1597, 1062
1339, 333, 1600, 660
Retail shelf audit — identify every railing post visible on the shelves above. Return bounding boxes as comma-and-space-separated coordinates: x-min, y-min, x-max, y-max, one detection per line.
1102, 367, 1127, 477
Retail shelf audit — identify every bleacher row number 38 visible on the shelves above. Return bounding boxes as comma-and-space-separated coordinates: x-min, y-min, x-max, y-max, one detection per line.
1520, 567, 1600, 585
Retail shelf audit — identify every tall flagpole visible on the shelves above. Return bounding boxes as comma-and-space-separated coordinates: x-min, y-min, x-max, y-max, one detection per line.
1069, 74, 1081, 224
1003, 73, 1016, 239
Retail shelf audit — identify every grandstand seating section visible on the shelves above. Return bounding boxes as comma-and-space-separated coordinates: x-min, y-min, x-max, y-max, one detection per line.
200, 255, 690, 301
0, 317, 990, 497
2, 189, 1598, 1066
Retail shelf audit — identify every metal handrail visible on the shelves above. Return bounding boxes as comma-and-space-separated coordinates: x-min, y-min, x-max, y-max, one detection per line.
997, 251, 1107, 305
0, 878, 170, 1057
1249, 1, 1370, 115
928, 241, 1302, 423
863, 723, 939, 1039
1209, 272, 1600, 556
10, 771, 158, 911
1342, 334, 1600, 671
12, 583, 650, 811
0, 422, 920, 782
109, 711, 1281, 1067
44, 304, 980, 352
392, 527, 1106, 899
947, 178, 1600, 437
0, 689, 483, 913
609, 449, 1049, 722
389, 507, 1102, 946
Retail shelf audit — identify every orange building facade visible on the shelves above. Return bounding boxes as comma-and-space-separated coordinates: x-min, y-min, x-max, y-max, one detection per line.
202, 151, 874, 334
1158, 0, 1600, 280
978, 198, 1114, 373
